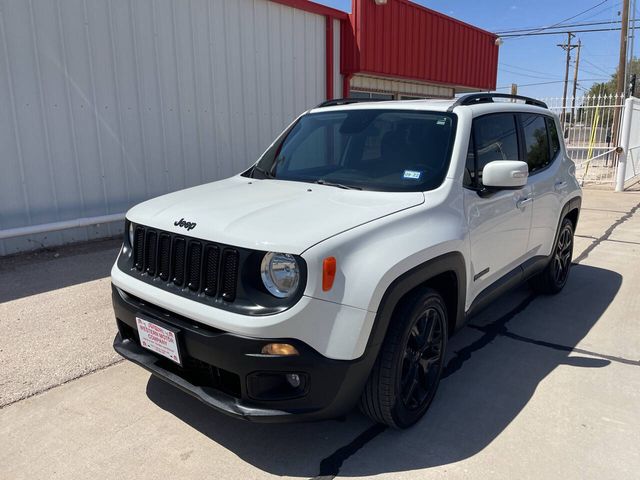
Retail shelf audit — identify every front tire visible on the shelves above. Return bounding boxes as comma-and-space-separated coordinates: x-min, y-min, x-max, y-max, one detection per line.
359, 289, 448, 428
530, 217, 574, 294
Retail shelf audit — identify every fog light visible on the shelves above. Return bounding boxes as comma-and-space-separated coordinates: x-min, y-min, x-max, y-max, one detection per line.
286, 373, 301, 388
261, 343, 299, 356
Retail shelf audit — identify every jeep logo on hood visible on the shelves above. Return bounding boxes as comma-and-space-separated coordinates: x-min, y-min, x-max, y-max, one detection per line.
174, 218, 197, 231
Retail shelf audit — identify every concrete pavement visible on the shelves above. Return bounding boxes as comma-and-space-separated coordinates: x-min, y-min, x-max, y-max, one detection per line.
0, 189, 639, 479
0, 238, 122, 407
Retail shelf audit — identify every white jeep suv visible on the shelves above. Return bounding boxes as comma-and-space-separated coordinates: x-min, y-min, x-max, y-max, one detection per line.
111, 93, 581, 428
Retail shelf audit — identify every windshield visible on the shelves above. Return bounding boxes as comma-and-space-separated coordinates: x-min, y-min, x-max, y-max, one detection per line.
250, 109, 457, 192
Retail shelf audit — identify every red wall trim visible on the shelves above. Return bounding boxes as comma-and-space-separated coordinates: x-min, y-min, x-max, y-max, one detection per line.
268, 0, 348, 20
325, 17, 334, 100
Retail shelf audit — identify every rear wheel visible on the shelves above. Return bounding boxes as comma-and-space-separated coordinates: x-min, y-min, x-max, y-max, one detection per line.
360, 289, 447, 428
530, 217, 574, 294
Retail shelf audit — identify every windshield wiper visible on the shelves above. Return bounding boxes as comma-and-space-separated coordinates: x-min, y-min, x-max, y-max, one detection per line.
315, 179, 362, 190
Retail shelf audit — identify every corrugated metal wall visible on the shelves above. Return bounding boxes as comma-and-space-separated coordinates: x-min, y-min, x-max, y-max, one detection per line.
0, 0, 327, 255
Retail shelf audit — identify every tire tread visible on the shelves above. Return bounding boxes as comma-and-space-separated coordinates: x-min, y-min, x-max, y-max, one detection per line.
359, 288, 446, 428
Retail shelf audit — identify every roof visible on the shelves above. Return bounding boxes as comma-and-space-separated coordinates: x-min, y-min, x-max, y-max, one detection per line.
310, 97, 551, 115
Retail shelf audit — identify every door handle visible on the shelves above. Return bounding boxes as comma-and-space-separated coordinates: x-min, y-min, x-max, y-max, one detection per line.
516, 197, 533, 209
554, 181, 568, 191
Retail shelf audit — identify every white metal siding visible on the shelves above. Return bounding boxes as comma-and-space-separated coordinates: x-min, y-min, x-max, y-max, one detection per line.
0, 0, 326, 255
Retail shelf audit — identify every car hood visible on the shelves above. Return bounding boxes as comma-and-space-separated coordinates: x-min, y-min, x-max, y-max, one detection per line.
126, 176, 425, 254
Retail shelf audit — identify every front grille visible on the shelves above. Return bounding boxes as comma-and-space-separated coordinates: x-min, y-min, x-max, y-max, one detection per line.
132, 225, 239, 302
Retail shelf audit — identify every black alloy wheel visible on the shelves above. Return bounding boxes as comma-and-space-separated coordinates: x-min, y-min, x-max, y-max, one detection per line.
552, 222, 573, 288
400, 306, 445, 411
360, 288, 448, 428
530, 217, 575, 294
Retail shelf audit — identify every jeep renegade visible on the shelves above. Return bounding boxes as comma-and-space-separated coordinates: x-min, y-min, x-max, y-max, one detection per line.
111, 93, 582, 428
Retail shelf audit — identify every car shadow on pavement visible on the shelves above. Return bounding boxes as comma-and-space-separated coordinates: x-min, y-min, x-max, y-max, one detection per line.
146, 264, 621, 478
0, 238, 121, 303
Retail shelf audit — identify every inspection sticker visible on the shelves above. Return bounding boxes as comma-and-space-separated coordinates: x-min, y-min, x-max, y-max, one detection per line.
403, 170, 423, 180
136, 316, 181, 365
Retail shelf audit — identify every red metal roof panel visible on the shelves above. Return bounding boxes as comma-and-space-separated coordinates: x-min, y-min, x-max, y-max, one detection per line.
342, 0, 498, 91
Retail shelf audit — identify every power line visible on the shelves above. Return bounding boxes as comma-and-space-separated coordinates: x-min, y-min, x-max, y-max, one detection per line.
501, 0, 611, 39
499, 62, 566, 76
573, 0, 622, 23
495, 19, 636, 34
581, 66, 613, 76
580, 56, 616, 75
488, 1, 621, 35
500, 25, 640, 37
499, 66, 564, 80
495, 78, 612, 89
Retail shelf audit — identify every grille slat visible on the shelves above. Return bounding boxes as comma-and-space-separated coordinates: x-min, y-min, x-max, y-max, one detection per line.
133, 227, 145, 270
203, 245, 220, 296
221, 249, 239, 302
131, 225, 238, 303
172, 238, 186, 287
144, 230, 157, 276
158, 234, 171, 281
187, 242, 203, 291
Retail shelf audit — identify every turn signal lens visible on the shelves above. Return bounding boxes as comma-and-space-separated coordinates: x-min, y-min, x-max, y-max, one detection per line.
261, 343, 299, 356
322, 257, 337, 291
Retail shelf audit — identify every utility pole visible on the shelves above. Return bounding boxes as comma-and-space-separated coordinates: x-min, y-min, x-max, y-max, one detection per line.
571, 40, 582, 126
617, 0, 631, 98
627, 0, 637, 93
613, 0, 631, 146
558, 32, 579, 129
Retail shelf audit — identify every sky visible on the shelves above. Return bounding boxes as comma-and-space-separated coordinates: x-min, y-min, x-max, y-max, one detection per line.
315, 0, 634, 99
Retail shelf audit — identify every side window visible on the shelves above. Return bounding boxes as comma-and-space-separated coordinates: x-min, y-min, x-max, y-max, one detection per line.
546, 117, 561, 159
521, 114, 550, 173
473, 113, 519, 185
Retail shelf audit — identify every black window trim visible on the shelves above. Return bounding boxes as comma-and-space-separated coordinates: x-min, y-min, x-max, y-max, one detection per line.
546, 115, 563, 162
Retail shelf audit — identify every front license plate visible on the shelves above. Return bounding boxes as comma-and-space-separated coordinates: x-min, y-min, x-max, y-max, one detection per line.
136, 316, 181, 365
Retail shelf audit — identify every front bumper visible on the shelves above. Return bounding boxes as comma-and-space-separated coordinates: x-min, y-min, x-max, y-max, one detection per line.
112, 285, 374, 422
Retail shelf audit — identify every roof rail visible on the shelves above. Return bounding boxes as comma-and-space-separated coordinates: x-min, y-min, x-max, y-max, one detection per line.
447, 93, 548, 111
315, 98, 389, 108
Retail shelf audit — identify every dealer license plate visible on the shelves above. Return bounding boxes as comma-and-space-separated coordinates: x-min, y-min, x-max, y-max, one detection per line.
136, 316, 182, 365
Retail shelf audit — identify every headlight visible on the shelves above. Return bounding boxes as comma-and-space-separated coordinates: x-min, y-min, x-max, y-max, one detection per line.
128, 221, 136, 247
260, 252, 300, 298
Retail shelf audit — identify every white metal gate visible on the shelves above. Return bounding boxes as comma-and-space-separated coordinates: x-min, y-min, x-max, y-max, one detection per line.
542, 94, 624, 187
616, 96, 640, 190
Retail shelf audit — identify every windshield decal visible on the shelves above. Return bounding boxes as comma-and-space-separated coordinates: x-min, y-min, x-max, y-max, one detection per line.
403, 170, 423, 180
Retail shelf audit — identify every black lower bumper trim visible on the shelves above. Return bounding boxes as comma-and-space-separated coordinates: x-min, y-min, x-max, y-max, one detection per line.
111, 284, 375, 422
114, 333, 293, 420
